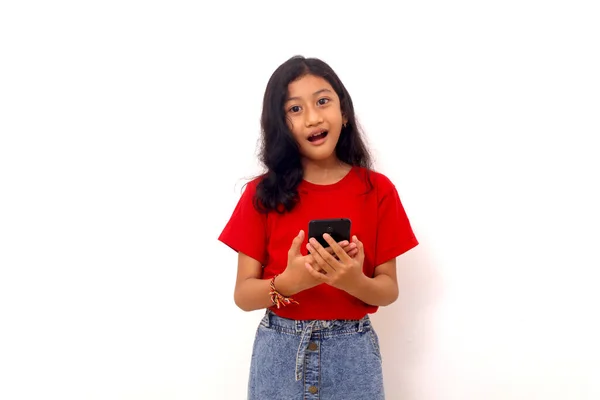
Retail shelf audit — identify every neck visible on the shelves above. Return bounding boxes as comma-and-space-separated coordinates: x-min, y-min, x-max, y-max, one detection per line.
301, 156, 351, 185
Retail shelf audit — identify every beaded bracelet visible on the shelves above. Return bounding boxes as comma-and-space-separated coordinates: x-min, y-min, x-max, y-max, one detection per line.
269, 274, 299, 308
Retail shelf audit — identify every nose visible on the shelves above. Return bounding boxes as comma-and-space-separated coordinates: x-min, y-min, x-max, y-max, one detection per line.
304, 105, 323, 127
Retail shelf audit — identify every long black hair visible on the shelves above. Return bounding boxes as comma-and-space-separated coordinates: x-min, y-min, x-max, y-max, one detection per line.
254, 55, 373, 214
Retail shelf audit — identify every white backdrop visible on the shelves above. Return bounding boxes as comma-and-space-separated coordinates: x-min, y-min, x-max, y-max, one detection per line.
1, 1, 599, 399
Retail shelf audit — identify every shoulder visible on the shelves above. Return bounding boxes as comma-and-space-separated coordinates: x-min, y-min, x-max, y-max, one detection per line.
248, 173, 266, 188
371, 169, 396, 189
225, 174, 267, 215
239, 174, 265, 197
354, 166, 397, 193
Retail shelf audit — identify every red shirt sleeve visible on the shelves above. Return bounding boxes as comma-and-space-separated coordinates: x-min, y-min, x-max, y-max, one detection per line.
375, 175, 419, 266
218, 179, 268, 265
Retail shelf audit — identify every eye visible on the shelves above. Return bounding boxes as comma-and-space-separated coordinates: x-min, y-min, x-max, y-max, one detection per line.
317, 98, 330, 106
288, 105, 301, 113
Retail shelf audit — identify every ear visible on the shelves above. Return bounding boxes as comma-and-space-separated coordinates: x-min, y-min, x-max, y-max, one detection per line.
342, 114, 348, 126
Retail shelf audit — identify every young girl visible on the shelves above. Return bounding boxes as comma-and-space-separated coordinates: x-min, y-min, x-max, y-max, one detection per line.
218, 55, 418, 400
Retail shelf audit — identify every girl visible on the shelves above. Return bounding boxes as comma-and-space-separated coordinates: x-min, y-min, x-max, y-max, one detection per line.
218, 55, 418, 400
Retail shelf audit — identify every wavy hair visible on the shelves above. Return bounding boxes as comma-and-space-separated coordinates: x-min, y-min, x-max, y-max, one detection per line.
254, 55, 373, 213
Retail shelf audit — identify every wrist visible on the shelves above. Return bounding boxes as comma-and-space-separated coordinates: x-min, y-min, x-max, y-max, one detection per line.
269, 273, 300, 309
343, 272, 370, 297
273, 271, 297, 297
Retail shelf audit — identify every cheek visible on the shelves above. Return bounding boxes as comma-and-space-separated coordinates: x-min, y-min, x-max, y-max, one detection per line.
324, 109, 343, 127
290, 129, 304, 145
287, 119, 304, 143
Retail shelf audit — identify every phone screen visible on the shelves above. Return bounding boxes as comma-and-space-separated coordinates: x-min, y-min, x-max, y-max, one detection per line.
308, 218, 351, 248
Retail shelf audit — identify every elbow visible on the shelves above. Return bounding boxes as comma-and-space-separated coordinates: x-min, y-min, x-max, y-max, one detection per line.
233, 292, 249, 312
382, 286, 399, 307
236, 304, 254, 312
391, 286, 399, 304
233, 290, 254, 312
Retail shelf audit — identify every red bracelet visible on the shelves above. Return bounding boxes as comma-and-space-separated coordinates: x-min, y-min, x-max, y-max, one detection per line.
269, 274, 299, 308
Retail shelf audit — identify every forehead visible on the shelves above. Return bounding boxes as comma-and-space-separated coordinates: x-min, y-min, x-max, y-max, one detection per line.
286, 74, 336, 100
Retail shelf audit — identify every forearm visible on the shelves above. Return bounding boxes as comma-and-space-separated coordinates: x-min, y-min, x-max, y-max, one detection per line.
233, 273, 298, 312
345, 274, 399, 307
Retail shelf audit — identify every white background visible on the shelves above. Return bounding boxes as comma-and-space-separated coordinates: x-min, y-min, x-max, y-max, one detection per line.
1, 1, 599, 399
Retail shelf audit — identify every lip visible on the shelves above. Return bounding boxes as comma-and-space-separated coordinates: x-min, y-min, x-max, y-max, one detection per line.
308, 129, 327, 136
307, 128, 327, 140
307, 129, 328, 146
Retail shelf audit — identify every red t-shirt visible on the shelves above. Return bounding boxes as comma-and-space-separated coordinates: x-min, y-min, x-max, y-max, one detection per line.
218, 166, 418, 320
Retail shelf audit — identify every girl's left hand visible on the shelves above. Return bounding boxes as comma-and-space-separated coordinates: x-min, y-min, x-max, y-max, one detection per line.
305, 233, 365, 292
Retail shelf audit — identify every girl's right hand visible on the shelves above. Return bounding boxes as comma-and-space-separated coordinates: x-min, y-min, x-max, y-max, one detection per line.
277, 230, 356, 296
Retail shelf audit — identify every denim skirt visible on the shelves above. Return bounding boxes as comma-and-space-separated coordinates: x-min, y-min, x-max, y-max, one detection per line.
248, 309, 385, 400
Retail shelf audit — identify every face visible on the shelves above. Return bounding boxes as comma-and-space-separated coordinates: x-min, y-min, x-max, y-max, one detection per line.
284, 74, 347, 163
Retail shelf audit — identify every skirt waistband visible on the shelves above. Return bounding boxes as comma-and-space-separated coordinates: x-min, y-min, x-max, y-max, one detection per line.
260, 309, 372, 335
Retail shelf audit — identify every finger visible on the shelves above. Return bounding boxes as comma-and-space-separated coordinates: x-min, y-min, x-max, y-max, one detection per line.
301, 254, 314, 265
342, 242, 357, 254
303, 254, 325, 273
305, 259, 326, 274
307, 238, 339, 269
307, 243, 335, 272
322, 234, 352, 263
336, 243, 356, 260
325, 241, 350, 255
352, 235, 365, 261
305, 262, 329, 282
307, 242, 336, 273
288, 230, 305, 257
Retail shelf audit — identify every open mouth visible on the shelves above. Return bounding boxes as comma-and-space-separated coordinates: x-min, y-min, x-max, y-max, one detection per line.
308, 130, 328, 142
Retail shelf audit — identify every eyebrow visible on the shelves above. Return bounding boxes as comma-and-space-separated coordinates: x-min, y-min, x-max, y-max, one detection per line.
286, 88, 333, 102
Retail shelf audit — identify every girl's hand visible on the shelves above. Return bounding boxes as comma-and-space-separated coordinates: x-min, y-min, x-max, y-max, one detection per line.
305, 233, 366, 293
277, 230, 319, 295
278, 231, 358, 295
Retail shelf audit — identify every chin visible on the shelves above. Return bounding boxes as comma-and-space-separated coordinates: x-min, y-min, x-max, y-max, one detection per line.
299, 138, 340, 162
303, 149, 337, 162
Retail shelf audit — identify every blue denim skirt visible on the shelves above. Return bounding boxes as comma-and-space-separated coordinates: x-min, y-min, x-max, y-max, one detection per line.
248, 309, 385, 400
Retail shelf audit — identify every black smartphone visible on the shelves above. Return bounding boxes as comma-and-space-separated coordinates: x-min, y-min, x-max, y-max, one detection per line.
308, 218, 352, 248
